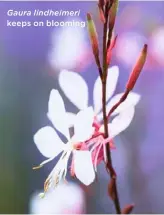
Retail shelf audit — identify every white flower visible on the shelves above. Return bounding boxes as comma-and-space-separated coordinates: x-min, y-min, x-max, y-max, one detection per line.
87, 107, 135, 170
34, 90, 95, 192
58, 66, 140, 136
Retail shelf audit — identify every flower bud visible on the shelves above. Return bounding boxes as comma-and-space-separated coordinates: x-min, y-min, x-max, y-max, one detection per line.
109, 0, 119, 30
110, 34, 118, 50
106, 48, 112, 66
98, 6, 106, 23
106, 35, 117, 65
122, 204, 135, 214
87, 13, 99, 59
98, 0, 104, 9
126, 44, 148, 91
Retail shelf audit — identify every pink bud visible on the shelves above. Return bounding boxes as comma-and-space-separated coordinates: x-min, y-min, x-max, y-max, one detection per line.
87, 13, 99, 58
106, 35, 118, 65
126, 44, 148, 91
98, 0, 104, 9
98, 6, 106, 23
109, 0, 119, 30
110, 34, 118, 50
122, 204, 135, 214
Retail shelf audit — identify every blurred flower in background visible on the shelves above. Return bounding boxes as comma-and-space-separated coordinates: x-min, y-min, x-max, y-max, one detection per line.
48, 18, 91, 72
29, 182, 85, 214
116, 32, 146, 67
150, 26, 164, 66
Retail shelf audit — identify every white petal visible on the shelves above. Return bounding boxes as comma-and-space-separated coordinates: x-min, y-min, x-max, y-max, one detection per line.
66, 112, 76, 127
107, 92, 140, 116
47, 89, 69, 139
93, 66, 119, 114
59, 70, 88, 110
73, 107, 94, 142
34, 126, 64, 158
74, 150, 95, 185
109, 107, 135, 138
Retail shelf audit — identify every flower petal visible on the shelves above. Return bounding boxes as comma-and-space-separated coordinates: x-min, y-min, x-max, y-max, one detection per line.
93, 66, 119, 114
73, 107, 94, 142
66, 112, 76, 127
59, 70, 88, 110
109, 107, 135, 138
34, 126, 64, 158
74, 150, 95, 185
107, 92, 140, 116
47, 89, 69, 139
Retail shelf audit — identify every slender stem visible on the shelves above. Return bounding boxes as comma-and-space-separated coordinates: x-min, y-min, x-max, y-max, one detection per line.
102, 78, 121, 214
107, 89, 130, 119
107, 28, 113, 49
97, 58, 103, 80
102, 2, 121, 213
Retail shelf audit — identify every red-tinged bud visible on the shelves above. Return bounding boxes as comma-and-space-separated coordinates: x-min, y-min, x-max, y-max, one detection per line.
122, 204, 135, 214
106, 0, 110, 4
106, 48, 112, 66
87, 13, 99, 61
110, 34, 118, 50
106, 35, 118, 65
108, 177, 116, 200
98, 6, 106, 23
109, 0, 119, 30
126, 44, 148, 91
98, 0, 104, 8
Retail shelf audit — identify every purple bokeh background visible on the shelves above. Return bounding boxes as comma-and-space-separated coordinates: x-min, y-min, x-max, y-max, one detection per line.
0, 1, 164, 213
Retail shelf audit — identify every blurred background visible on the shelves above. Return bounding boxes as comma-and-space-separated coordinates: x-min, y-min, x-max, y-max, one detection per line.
0, 1, 164, 213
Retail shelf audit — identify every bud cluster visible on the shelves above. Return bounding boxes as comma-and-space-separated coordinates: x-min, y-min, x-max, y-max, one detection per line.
86, 0, 148, 214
